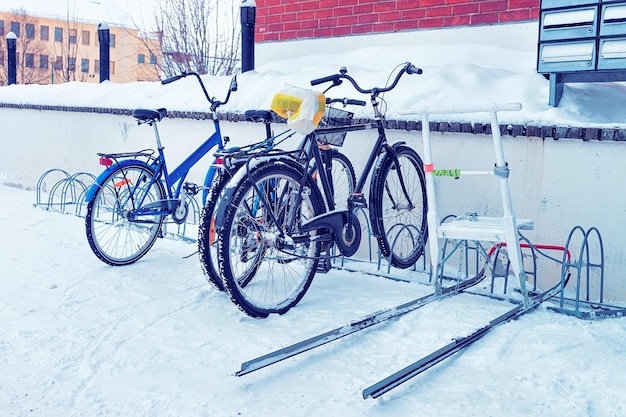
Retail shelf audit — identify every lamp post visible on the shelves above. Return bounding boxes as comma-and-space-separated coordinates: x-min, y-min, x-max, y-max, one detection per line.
241, 0, 256, 73
6, 31, 17, 85
98, 22, 110, 82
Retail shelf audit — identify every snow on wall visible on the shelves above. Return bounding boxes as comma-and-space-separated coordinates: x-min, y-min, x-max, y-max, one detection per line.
2, 106, 626, 302
255, 0, 540, 42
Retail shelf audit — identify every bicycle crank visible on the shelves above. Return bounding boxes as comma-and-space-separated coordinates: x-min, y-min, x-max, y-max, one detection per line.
299, 210, 361, 257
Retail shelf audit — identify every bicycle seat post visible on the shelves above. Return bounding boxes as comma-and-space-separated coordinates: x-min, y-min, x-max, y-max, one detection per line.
152, 122, 164, 150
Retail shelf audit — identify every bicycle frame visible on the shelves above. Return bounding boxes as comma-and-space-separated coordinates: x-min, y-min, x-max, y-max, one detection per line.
86, 71, 236, 220
149, 117, 225, 203
240, 63, 422, 256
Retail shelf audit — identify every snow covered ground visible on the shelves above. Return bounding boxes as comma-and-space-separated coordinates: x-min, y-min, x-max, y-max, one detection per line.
2, 183, 626, 416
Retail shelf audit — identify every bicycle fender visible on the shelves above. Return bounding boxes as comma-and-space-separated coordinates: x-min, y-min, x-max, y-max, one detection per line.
202, 163, 218, 204
84, 159, 151, 202
369, 141, 406, 238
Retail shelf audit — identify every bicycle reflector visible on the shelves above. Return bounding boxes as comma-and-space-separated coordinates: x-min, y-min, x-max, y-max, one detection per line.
214, 157, 223, 165
114, 179, 131, 188
99, 157, 113, 167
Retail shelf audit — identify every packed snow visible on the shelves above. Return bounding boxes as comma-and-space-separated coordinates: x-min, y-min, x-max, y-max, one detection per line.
2, 14, 626, 416
2, 182, 626, 416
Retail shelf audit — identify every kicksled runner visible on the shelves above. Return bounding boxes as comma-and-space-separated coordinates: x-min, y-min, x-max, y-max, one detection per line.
234, 103, 626, 399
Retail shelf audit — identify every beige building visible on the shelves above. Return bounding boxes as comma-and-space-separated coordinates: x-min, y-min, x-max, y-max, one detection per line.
0, 10, 161, 85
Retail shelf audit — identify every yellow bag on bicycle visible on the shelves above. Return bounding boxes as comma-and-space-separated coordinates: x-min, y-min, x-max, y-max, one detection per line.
271, 86, 325, 135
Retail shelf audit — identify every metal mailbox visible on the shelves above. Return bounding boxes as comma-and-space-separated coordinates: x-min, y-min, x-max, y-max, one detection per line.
540, 6, 598, 41
541, 0, 597, 9
600, 3, 626, 36
598, 37, 626, 68
538, 0, 626, 105
538, 40, 596, 72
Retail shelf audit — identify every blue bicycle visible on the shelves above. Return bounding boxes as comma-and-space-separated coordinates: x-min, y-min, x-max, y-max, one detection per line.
84, 71, 238, 265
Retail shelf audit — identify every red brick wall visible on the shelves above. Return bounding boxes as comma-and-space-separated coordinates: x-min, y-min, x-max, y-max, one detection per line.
255, 0, 539, 42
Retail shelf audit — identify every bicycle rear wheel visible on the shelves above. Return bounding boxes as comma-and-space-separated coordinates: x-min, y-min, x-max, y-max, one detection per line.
370, 145, 427, 269
85, 164, 166, 266
217, 162, 324, 318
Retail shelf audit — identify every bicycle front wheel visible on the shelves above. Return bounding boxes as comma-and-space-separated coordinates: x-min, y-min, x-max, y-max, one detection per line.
198, 169, 230, 291
329, 150, 356, 210
370, 145, 427, 269
217, 162, 324, 318
85, 163, 166, 266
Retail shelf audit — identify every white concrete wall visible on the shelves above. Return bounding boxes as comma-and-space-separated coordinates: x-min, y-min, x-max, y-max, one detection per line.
1, 107, 624, 302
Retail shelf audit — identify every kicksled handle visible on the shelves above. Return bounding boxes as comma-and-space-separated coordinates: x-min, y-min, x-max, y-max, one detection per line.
400, 102, 522, 116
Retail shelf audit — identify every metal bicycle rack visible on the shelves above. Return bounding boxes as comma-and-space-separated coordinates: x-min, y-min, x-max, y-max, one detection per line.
35, 169, 96, 215
34, 168, 203, 242
329, 205, 428, 279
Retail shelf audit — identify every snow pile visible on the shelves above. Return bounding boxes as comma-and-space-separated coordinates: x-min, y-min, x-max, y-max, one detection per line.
2, 38, 626, 128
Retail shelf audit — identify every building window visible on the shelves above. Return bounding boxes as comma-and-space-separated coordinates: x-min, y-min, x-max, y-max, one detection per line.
0, 50, 4, 66
69, 29, 77, 44
110, 33, 116, 48
94, 59, 99, 73
41, 25, 49, 40
25, 53, 34, 68
67, 57, 76, 71
138, 54, 145, 64
81, 58, 89, 72
54, 27, 62, 42
40, 55, 48, 70
150, 55, 157, 65
82, 30, 90, 45
111, 61, 115, 74
0, 20, 4, 37
10, 22, 20, 37
26, 23, 34, 39
53, 56, 62, 71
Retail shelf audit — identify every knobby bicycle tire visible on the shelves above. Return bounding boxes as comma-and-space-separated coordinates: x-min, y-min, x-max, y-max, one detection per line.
217, 162, 325, 318
198, 169, 231, 290
370, 145, 427, 269
199, 150, 355, 292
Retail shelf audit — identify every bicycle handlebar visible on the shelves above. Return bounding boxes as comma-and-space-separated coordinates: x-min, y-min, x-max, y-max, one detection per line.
161, 73, 186, 85
161, 71, 237, 112
326, 97, 367, 107
311, 74, 341, 86
311, 62, 422, 97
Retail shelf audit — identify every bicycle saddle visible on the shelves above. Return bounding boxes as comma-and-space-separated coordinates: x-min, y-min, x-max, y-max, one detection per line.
132, 108, 168, 124
244, 110, 273, 123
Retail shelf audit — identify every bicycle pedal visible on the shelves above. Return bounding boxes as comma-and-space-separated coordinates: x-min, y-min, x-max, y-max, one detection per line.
183, 182, 200, 196
316, 258, 332, 273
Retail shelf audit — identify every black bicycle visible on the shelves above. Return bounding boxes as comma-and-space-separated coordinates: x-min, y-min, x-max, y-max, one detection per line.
216, 63, 428, 317
197, 102, 359, 291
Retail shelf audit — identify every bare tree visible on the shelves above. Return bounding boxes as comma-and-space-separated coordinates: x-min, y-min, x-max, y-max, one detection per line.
0, 8, 49, 85
50, 3, 83, 83
142, 0, 240, 77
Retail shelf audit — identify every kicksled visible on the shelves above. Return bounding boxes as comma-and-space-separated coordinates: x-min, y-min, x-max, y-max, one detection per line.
234, 103, 626, 399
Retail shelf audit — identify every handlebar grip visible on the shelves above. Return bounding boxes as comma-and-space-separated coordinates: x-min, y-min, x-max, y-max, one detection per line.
161, 73, 186, 85
345, 99, 367, 106
406, 64, 423, 75
311, 74, 340, 86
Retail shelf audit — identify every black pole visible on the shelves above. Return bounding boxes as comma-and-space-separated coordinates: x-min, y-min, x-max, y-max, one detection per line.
98, 23, 110, 82
241, 0, 256, 73
6, 31, 17, 85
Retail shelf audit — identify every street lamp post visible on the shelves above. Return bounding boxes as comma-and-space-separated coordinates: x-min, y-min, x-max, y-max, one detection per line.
6, 31, 17, 85
241, 0, 256, 73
